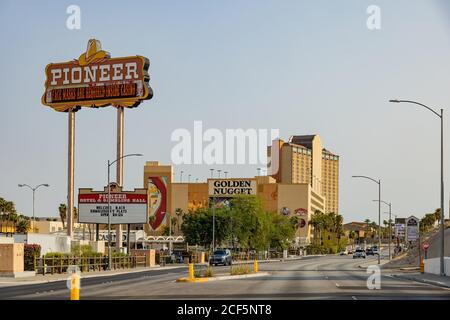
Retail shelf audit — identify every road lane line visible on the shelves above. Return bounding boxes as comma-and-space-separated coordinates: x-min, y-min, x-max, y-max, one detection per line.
352, 296, 357, 300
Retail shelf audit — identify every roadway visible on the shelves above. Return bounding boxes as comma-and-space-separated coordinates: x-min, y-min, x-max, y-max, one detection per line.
1, 255, 449, 300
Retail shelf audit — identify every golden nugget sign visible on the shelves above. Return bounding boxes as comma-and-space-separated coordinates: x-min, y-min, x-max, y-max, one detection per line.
42, 39, 152, 111
208, 179, 257, 197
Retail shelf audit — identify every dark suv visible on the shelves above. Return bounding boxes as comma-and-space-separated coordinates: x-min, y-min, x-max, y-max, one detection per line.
209, 249, 232, 266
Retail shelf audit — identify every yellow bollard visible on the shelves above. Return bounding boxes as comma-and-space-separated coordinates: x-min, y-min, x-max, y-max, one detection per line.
188, 263, 194, 280
70, 273, 80, 300
420, 259, 425, 274
253, 260, 258, 273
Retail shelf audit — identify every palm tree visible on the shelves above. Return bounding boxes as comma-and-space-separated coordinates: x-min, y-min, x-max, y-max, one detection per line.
433, 208, 441, 225
58, 204, 67, 228
73, 206, 78, 222
175, 208, 184, 233
171, 217, 178, 235
16, 217, 30, 233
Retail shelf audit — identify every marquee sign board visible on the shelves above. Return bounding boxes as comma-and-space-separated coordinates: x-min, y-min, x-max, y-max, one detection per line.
42, 39, 152, 112
406, 215, 420, 241
208, 179, 257, 197
78, 185, 148, 224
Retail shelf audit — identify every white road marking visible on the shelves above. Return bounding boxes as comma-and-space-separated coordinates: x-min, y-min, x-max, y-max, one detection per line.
352, 296, 357, 300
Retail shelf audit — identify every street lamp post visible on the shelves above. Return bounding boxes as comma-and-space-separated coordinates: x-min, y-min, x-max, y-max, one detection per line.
18, 184, 50, 232
352, 175, 381, 264
373, 200, 392, 260
390, 99, 445, 276
107, 153, 142, 270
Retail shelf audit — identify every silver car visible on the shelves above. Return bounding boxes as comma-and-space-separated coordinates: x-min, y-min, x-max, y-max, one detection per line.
353, 249, 366, 259
209, 249, 232, 266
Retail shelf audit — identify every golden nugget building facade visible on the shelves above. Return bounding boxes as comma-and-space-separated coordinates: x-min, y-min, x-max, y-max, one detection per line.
143, 161, 327, 245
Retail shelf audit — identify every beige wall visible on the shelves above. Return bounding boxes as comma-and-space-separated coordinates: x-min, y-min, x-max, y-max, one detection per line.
171, 183, 189, 213
277, 184, 311, 239
0, 243, 24, 274
32, 221, 64, 234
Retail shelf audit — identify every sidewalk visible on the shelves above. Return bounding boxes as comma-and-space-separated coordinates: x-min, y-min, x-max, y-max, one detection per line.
0, 265, 184, 287
391, 272, 450, 289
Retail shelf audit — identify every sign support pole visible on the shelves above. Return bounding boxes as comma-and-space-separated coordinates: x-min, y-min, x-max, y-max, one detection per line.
115, 106, 124, 251
67, 108, 75, 238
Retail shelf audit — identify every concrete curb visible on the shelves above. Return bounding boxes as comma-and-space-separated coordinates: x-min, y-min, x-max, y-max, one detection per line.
209, 272, 270, 281
391, 274, 450, 289
176, 272, 270, 283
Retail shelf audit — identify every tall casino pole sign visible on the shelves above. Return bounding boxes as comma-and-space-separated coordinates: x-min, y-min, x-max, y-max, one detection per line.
42, 39, 153, 240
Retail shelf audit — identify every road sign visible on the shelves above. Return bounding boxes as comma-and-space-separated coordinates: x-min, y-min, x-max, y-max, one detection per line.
395, 223, 405, 238
406, 215, 420, 241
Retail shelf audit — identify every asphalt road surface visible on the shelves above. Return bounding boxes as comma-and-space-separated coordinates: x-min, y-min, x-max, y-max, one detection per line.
1, 255, 449, 300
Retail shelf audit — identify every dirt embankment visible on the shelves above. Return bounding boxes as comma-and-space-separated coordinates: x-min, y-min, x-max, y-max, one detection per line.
383, 222, 450, 269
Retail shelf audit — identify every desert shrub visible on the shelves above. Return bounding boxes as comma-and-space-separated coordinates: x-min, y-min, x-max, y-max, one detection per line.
230, 264, 251, 275
203, 266, 214, 277
24, 244, 41, 271
71, 244, 102, 257
194, 269, 202, 278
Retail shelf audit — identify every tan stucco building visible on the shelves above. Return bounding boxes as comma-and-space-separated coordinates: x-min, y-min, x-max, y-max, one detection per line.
268, 135, 339, 214
142, 161, 325, 245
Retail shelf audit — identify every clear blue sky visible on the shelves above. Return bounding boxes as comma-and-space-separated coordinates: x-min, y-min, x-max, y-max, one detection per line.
1, 0, 449, 223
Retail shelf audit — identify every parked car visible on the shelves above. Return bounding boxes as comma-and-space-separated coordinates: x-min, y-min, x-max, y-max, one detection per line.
170, 251, 185, 263
338, 251, 347, 256
366, 248, 374, 256
353, 249, 366, 259
209, 249, 232, 266
372, 246, 380, 255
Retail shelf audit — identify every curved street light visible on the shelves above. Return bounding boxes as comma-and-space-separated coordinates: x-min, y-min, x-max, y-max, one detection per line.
18, 183, 50, 232
390, 99, 445, 276
352, 175, 381, 264
107, 153, 143, 270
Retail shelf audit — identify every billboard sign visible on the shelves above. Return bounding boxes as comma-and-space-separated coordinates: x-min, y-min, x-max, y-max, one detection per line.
208, 179, 257, 197
78, 185, 147, 224
42, 39, 152, 112
395, 223, 405, 238
406, 216, 420, 241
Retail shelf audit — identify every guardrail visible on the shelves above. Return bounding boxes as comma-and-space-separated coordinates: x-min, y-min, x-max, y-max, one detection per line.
34, 256, 136, 275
